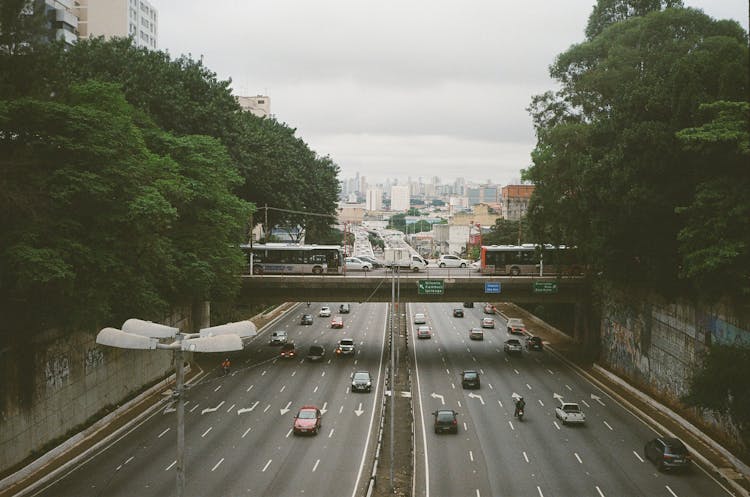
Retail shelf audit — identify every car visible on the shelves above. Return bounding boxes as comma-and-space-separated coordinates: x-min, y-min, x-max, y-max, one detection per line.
555, 401, 586, 425
279, 342, 296, 359
644, 437, 691, 471
469, 328, 484, 340
432, 409, 459, 434
504, 338, 523, 355
269, 330, 288, 345
300, 314, 313, 325
452, 308, 464, 317
481, 317, 495, 329
437, 255, 469, 268
344, 256, 372, 271
506, 318, 527, 335
339, 303, 351, 314
356, 255, 383, 269
351, 371, 373, 392
293, 405, 322, 435
319, 306, 332, 317
336, 338, 355, 356
463, 302, 474, 308
470, 260, 481, 272
413, 313, 426, 324
331, 316, 344, 329
416, 325, 432, 339
307, 345, 326, 361
526, 336, 543, 351
483, 303, 496, 314
461, 370, 480, 389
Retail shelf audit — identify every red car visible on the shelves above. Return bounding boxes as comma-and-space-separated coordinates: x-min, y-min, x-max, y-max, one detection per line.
293, 405, 322, 435
331, 316, 344, 329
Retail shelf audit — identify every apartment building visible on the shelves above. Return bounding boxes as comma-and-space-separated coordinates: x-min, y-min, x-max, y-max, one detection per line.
390, 185, 410, 212
501, 185, 535, 221
365, 188, 383, 212
236, 95, 271, 118
76, 0, 158, 49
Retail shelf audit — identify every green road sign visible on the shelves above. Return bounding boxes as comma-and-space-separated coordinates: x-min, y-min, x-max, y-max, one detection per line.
533, 281, 558, 294
418, 279, 444, 295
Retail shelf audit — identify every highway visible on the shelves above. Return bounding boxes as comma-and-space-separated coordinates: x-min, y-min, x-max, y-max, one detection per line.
32, 303, 387, 497
410, 302, 731, 497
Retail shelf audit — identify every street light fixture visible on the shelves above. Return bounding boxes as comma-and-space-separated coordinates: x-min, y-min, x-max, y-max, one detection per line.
96, 318, 256, 497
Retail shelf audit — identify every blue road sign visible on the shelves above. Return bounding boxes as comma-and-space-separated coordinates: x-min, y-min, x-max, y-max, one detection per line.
485, 282, 501, 294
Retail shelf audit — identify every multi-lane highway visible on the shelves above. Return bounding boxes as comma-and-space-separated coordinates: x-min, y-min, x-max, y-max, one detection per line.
410, 302, 731, 497
28, 300, 734, 497
32, 303, 387, 497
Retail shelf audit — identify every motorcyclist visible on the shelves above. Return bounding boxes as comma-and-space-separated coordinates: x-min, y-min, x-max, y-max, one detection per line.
222, 357, 231, 376
514, 396, 526, 417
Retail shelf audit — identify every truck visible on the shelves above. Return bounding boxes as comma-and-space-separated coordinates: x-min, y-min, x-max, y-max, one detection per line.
384, 248, 428, 272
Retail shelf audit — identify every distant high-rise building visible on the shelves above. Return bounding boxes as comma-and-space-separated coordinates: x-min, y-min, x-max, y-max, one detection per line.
76, 0, 158, 50
43, 0, 78, 45
366, 188, 383, 212
236, 95, 271, 118
501, 185, 535, 220
390, 185, 410, 212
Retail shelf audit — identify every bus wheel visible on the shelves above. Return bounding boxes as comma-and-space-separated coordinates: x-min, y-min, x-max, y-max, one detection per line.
312, 266, 323, 275
510, 267, 521, 276
252, 266, 263, 275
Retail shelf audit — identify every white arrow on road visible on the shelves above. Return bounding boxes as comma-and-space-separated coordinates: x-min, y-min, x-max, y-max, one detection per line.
553, 392, 563, 401
280, 401, 292, 416
201, 400, 225, 415
354, 403, 364, 416
237, 401, 259, 415
591, 394, 606, 406
468, 392, 485, 405
320, 402, 328, 415
431, 392, 445, 405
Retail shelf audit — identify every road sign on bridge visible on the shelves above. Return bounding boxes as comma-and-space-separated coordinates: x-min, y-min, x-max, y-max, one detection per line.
484, 282, 501, 294
418, 279, 444, 295
533, 281, 559, 294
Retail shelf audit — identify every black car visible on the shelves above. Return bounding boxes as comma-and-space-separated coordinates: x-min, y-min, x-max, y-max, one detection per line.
307, 345, 325, 362
526, 336, 543, 351
432, 409, 459, 434
461, 370, 480, 389
452, 308, 464, 317
463, 302, 474, 308
351, 371, 373, 392
644, 437, 691, 471
300, 314, 313, 325
339, 303, 351, 314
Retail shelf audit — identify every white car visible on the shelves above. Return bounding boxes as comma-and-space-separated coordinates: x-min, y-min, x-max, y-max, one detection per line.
344, 256, 372, 272
319, 306, 332, 317
414, 313, 426, 324
437, 255, 469, 268
555, 401, 586, 425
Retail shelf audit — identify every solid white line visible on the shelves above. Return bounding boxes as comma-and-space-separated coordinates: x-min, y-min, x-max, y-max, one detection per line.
201, 427, 212, 438
603, 420, 613, 431
574, 453, 582, 464
158, 428, 170, 438
312, 459, 320, 472
633, 450, 644, 462
412, 308, 431, 497
596, 485, 605, 497
262, 459, 272, 472
242, 427, 252, 438
665, 485, 679, 497
211, 458, 224, 472
523, 451, 529, 463
165, 460, 176, 471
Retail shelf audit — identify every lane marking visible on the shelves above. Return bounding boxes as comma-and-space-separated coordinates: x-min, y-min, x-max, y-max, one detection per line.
201, 427, 212, 438
547, 369, 554, 375
312, 459, 320, 472
227, 404, 235, 413
158, 428, 170, 438
488, 383, 494, 390
263, 404, 270, 413
211, 458, 224, 472
261, 370, 267, 376
603, 420, 613, 431
262, 459, 272, 472
633, 451, 644, 462
498, 400, 504, 408
201, 401, 225, 415
565, 384, 572, 391
526, 383, 532, 390
537, 486, 544, 497
339, 405, 344, 414
553, 421, 561, 430
469, 450, 474, 462
242, 427, 252, 438
581, 400, 590, 408
246, 384, 254, 392
538, 399, 544, 407
523, 451, 529, 463
463, 422, 468, 431
574, 453, 582, 464
237, 401, 259, 415
165, 460, 176, 471
214, 385, 222, 392
514, 369, 520, 375
595, 486, 605, 497
509, 420, 515, 430
322, 371, 326, 377
190, 404, 199, 413
457, 400, 462, 408
280, 385, 286, 393
665, 485, 678, 497
314, 385, 319, 392
286, 428, 293, 438
291, 371, 296, 377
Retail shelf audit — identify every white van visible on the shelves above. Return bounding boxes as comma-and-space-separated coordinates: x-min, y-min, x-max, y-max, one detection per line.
385, 248, 428, 272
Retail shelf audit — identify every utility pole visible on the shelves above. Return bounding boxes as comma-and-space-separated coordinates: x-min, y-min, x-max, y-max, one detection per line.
264, 204, 268, 243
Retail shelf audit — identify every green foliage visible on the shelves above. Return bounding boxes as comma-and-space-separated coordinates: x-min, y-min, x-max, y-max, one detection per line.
0, 0, 51, 55
524, 5, 748, 298
482, 219, 527, 246
684, 345, 750, 454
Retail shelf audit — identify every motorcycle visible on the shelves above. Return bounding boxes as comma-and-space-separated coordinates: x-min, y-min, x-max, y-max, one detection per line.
517, 407, 524, 421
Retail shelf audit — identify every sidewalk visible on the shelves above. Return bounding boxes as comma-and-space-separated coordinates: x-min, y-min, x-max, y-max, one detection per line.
494, 302, 750, 497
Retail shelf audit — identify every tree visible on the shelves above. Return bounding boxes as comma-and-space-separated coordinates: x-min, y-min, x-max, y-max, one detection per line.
524, 6, 748, 296
482, 219, 527, 246
585, 0, 683, 40
0, 0, 51, 55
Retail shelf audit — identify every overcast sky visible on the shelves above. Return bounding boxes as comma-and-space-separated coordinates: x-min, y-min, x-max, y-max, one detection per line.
154, 1, 748, 186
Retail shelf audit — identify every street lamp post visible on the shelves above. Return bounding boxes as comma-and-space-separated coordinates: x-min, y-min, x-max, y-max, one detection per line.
97, 318, 256, 497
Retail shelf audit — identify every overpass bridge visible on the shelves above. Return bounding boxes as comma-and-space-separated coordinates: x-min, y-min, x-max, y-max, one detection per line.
239, 273, 590, 305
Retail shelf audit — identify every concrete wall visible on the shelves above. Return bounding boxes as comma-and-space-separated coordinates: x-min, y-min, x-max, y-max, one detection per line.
0, 308, 192, 474
599, 294, 749, 443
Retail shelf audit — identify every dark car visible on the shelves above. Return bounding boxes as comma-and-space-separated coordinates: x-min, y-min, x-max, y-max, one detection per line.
453, 308, 464, 318
300, 314, 313, 325
463, 302, 474, 308
351, 371, 373, 392
339, 303, 351, 314
526, 336, 543, 351
279, 342, 296, 359
307, 345, 325, 362
461, 370, 480, 389
644, 437, 691, 471
432, 409, 459, 434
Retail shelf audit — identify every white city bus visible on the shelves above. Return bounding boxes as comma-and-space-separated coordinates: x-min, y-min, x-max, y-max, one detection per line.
241, 243, 344, 275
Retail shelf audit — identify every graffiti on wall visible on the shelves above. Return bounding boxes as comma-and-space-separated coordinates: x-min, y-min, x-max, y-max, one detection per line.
84, 347, 104, 374
45, 356, 70, 389
699, 314, 750, 347
602, 317, 649, 377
